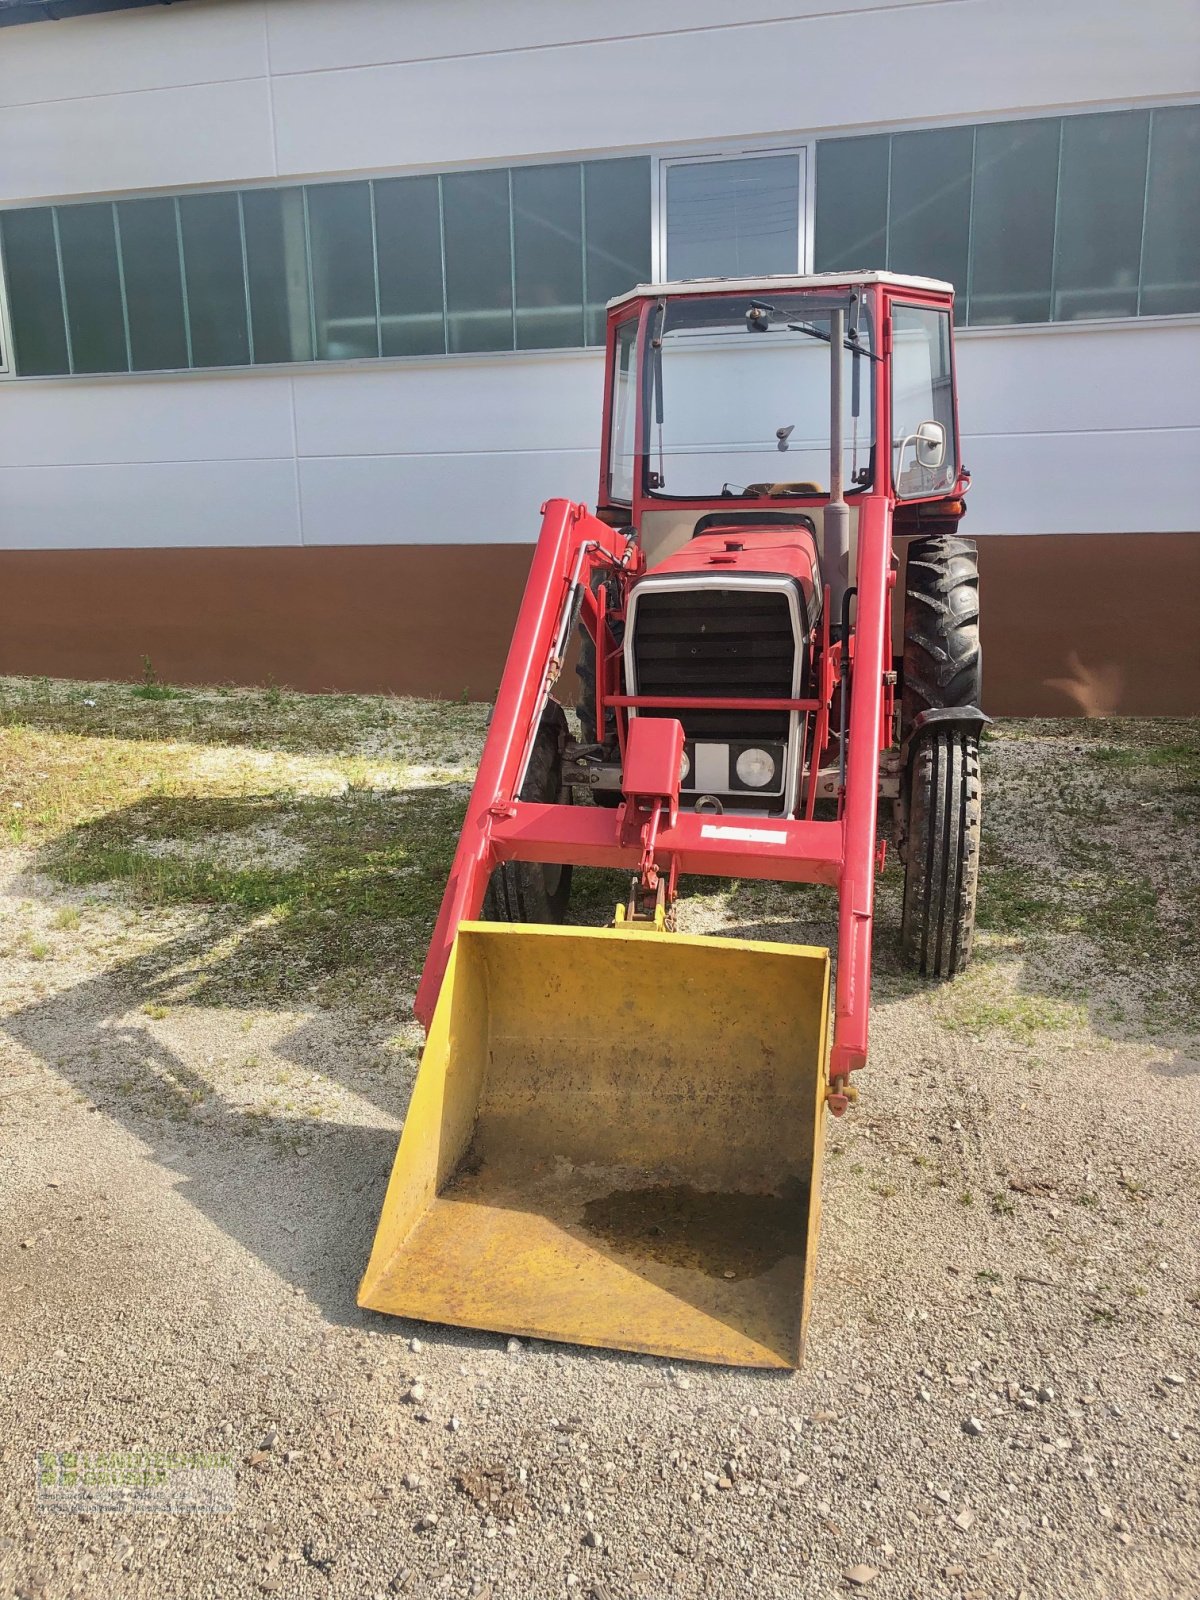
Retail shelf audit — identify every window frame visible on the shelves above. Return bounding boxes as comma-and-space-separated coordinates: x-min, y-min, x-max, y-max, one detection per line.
888, 299, 960, 503
655, 145, 812, 285
0, 239, 12, 376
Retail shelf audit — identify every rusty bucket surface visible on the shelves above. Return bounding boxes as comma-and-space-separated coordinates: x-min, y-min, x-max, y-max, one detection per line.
358, 922, 830, 1368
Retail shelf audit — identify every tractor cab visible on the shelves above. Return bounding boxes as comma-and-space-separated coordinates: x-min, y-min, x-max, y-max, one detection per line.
600, 273, 963, 554
576, 274, 969, 822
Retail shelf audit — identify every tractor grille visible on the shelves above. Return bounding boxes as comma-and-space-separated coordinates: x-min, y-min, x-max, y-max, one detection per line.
629, 586, 798, 740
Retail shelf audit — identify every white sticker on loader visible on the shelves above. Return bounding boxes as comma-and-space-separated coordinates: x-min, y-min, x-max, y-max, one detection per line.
699, 824, 789, 845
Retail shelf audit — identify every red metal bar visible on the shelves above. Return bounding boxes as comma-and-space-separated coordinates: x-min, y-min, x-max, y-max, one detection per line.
608, 694, 822, 712
414, 500, 633, 1026
804, 585, 834, 823
829, 495, 891, 1090
490, 804, 842, 887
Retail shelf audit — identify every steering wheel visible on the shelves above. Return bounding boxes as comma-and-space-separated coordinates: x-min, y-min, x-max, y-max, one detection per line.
742, 481, 825, 498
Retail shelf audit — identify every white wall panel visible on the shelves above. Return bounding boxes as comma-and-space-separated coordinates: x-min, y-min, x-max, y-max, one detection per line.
263, 0, 935, 77
0, 459, 300, 549
956, 323, 1200, 438
297, 450, 596, 545
0, 0, 267, 109
0, 374, 296, 468
958, 429, 1200, 535
271, 0, 1197, 181
290, 354, 603, 459
0, 78, 276, 205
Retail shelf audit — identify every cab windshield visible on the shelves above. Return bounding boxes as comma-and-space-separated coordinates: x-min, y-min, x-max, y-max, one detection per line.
645, 293, 875, 500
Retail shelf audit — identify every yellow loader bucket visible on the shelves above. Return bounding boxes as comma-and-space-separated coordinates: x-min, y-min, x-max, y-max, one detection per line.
359, 922, 830, 1368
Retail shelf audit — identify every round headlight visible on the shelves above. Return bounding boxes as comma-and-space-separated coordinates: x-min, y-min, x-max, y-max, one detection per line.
679, 750, 691, 783
735, 747, 776, 788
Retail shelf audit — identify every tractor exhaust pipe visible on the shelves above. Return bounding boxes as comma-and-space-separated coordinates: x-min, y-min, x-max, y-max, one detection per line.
823, 307, 850, 637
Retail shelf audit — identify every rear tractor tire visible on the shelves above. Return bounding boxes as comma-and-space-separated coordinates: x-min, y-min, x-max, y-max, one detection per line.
901, 534, 981, 738
481, 702, 573, 925
897, 534, 983, 978
898, 728, 981, 979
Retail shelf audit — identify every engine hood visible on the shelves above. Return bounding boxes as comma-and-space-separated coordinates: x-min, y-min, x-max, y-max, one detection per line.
640, 527, 822, 632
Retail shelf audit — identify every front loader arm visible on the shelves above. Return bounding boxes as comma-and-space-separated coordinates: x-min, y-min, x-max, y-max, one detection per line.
828, 493, 894, 1106
414, 498, 633, 1027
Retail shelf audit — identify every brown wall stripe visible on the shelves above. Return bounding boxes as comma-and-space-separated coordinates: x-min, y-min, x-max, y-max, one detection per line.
0, 534, 1196, 717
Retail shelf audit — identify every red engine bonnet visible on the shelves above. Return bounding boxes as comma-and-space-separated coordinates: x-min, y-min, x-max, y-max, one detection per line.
643, 524, 822, 625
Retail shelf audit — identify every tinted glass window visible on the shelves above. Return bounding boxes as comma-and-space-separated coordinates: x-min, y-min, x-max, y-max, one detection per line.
969, 118, 1059, 325
892, 305, 957, 501
814, 136, 888, 273
1054, 109, 1149, 321
178, 191, 250, 367
243, 187, 312, 364
117, 197, 188, 371
607, 317, 638, 502
0, 158, 651, 375
666, 154, 800, 280
815, 106, 1197, 328
887, 127, 972, 316
442, 168, 513, 353
375, 175, 445, 356
0, 207, 69, 375
1139, 105, 1200, 316
514, 163, 583, 350
308, 182, 377, 360
58, 203, 127, 373
583, 158, 651, 344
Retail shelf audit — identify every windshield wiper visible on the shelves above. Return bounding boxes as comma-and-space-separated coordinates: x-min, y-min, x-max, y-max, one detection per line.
786, 322, 882, 361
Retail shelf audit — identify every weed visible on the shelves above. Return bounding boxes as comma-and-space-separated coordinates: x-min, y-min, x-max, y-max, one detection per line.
990, 1191, 1016, 1217
26, 937, 49, 961
52, 906, 80, 930
1074, 1191, 1100, 1209
141, 1003, 169, 1020
976, 1269, 1002, 1284
958, 1190, 975, 1207
132, 656, 187, 702
1117, 1176, 1150, 1202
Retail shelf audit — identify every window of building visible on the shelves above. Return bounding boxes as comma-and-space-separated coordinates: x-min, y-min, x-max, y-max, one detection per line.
0, 157, 652, 377
815, 103, 1200, 326
662, 151, 805, 281
1, 103, 1196, 381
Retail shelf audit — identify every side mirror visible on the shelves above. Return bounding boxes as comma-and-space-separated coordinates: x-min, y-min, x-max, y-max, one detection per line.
914, 419, 947, 469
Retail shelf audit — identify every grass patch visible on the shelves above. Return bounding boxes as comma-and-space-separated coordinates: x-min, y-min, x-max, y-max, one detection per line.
0, 673, 487, 760
1088, 739, 1200, 787
40, 787, 468, 1012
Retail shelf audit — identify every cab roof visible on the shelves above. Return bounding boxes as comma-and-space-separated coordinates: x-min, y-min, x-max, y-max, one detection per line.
606, 271, 954, 310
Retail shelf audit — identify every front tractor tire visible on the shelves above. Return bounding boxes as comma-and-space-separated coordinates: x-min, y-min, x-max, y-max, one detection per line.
481, 703, 573, 925
899, 728, 981, 979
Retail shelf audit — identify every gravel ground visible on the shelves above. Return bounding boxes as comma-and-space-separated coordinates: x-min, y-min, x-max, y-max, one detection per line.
0, 685, 1197, 1600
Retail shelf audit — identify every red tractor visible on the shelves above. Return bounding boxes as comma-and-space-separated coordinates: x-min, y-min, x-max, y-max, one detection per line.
361, 273, 984, 1368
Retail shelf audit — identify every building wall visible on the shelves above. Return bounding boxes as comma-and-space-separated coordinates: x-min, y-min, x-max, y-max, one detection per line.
1, 0, 1198, 712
